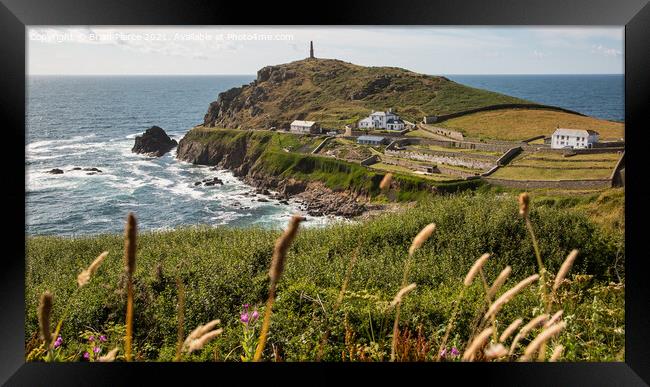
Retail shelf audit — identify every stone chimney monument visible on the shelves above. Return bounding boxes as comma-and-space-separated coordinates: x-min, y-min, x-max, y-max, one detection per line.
309, 41, 314, 59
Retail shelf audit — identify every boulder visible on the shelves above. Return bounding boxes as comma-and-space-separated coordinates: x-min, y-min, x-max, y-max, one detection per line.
83, 167, 102, 173
132, 126, 178, 157
48, 168, 64, 174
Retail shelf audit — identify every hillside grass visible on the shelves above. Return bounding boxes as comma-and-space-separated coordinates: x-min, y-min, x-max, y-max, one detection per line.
25, 193, 624, 362
438, 109, 625, 141
491, 167, 613, 180
211, 58, 531, 129
490, 151, 619, 181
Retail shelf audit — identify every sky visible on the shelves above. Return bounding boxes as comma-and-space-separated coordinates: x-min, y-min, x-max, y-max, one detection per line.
27, 26, 624, 75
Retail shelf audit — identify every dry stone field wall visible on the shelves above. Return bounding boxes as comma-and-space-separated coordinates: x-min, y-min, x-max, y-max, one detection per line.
385, 149, 494, 170
483, 177, 612, 190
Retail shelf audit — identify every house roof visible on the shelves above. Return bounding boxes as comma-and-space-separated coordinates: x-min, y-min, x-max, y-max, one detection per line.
291, 120, 316, 127
358, 135, 386, 142
386, 118, 404, 124
370, 111, 398, 117
553, 128, 599, 137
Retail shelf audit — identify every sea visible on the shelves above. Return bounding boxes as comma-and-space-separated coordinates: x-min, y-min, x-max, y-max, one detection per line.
26, 74, 624, 236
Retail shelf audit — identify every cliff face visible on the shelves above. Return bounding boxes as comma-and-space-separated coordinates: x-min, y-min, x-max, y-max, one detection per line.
176, 129, 372, 217
202, 58, 529, 130
176, 131, 253, 176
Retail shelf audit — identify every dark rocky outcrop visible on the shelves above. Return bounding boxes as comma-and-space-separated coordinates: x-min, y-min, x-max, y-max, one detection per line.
132, 126, 178, 157
48, 168, 64, 174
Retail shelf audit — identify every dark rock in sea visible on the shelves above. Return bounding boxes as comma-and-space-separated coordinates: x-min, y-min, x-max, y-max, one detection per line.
256, 188, 271, 195
71, 167, 82, 171
279, 200, 289, 205
48, 168, 64, 174
257, 198, 269, 202
87, 172, 97, 175
83, 167, 102, 173
132, 125, 178, 157
202, 177, 224, 187
194, 182, 201, 186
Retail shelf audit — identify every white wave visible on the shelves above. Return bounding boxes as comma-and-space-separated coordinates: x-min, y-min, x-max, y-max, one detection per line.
26, 134, 97, 152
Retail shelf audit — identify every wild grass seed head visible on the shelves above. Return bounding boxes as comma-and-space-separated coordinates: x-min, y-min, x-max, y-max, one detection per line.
464, 253, 490, 286
408, 223, 436, 257
77, 251, 109, 287
38, 291, 53, 348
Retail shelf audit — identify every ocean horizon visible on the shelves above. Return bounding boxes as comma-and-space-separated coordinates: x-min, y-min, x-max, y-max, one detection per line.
26, 74, 624, 236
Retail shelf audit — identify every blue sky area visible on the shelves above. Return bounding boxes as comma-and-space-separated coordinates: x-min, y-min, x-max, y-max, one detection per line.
27, 26, 624, 75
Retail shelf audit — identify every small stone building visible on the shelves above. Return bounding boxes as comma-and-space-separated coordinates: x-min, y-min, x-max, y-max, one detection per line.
357, 135, 388, 146
290, 120, 321, 134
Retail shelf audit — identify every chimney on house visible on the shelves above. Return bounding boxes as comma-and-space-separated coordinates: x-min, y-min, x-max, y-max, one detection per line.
309, 41, 314, 59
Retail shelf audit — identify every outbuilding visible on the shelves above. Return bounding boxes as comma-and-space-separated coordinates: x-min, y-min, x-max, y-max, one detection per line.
290, 120, 321, 134
357, 135, 387, 146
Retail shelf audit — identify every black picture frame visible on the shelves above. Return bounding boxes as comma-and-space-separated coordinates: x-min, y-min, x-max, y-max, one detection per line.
1, 0, 649, 385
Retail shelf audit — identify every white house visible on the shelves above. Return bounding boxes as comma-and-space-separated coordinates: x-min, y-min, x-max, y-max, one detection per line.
290, 120, 320, 134
358, 109, 405, 131
551, 128, 599, 149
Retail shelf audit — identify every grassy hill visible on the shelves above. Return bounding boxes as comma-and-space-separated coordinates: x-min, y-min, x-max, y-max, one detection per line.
203, 58, 531, 129
438, 108, 625, 141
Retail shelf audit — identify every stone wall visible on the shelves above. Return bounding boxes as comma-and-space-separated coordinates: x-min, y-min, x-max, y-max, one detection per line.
360, 154, 380, 166
423, 103, 585, 124
437, 166, 480, 179
482, 177, 612, 190
385, 149, 492, 170
419, 124, 465, 140
418, 138, 514, 153
610, 152, 625, 187
521, 145, 624, 155
496, 147, 522, 166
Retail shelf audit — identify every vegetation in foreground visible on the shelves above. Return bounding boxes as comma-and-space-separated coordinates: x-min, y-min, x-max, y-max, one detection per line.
438, 108, 624, 141
26, 190, 624, 362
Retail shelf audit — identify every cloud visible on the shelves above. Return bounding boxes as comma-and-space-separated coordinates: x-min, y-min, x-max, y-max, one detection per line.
532, 27, 623, 48
591, 44, 622, 57
532, 50, 548, 59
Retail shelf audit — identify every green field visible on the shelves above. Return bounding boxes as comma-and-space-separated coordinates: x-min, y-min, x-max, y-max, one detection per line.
438, 109, 625, 141
491, 151, 619, 181
26, 193, 624, 362
491, 167, 612, 180
369, 162, 458, 181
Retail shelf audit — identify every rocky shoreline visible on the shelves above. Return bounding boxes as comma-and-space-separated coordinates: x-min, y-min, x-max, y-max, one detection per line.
176, 135, 373, 218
